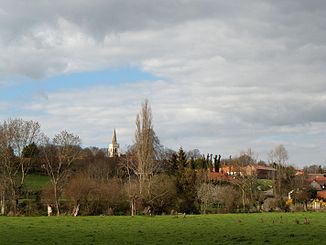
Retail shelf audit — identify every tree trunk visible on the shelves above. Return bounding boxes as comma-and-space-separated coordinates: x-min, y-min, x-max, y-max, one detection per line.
131, 199, 134, 217
53, 182, 60, 216
73, 203, 80, 216
20, 160, 25, 186
131, 198, 136, 217
0, 191, 5, 215
303, 201, 307, 212
242, 189, 246, 212
11, 187, 17, 215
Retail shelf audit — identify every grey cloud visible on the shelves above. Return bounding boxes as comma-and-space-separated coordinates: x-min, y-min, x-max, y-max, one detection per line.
1, 0, 326, 166
0, 0, 252, 40
13, 76, 326, 166
238, 95, 326, 126
1, 0, 325, 43
1, 0, 326, 80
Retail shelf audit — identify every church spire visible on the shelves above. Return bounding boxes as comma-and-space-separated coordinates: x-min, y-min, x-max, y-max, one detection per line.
108, 129, 119, 158
112, 129, 117, 145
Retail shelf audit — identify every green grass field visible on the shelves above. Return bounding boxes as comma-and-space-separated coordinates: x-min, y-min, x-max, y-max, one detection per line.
0, 212, 324, 244
24, 174, 50, 191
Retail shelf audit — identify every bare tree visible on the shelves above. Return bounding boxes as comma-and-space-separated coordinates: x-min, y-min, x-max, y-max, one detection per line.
197, 183, 240, 214
41, 131, 82, 216
121, 100, 162, 215
273, 145, 288, 166
64, 172, 94, 216
269, 144, 289, 199
197, 183, 216, 214
121, 152, 139, 216
124, 179, 139, 217
230, 149, 258, 211
134, 99, 160, 193
0, 146, 16, 214
0, 118, 43, 215
216, 185, 240, 213
142, 174, 177, 214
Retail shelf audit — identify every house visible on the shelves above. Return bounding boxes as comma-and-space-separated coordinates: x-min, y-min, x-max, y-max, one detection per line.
220, 164, 242, 176
310, 180, 323, 191
244, 165, 276, 179
208, 171, 230, 181
309, 176, 326, 191
216, 164, 276, 179
307, 173, 326, 181
317, 191, 326, 200
314, 177, 326, 190
210, 164, 276, 180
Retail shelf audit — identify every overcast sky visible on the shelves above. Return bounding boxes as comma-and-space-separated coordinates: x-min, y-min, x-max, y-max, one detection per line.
1, 0, 325, 166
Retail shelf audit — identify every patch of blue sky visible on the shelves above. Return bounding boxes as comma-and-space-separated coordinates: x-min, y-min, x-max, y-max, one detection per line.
0, 67, 159, 101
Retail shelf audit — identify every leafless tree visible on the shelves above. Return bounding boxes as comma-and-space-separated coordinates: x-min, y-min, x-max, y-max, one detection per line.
197, 183, 216, 214
197, 183, 239, 214
134, 100, 160, 193
0, 118, 43, 214
120, 100, 162, 215
230, 149, 258, 211
121, 150, 141, 216
269, 144, 289, 199
273, 145, 288, 166
64, 172, 94, 216
41, 130, 82, 215
142, 174, 177, 214
216, 185, 240, 213
187, 149, 202, 159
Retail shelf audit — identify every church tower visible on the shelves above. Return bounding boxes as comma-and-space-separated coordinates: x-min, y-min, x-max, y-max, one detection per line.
108, 129, 120, 157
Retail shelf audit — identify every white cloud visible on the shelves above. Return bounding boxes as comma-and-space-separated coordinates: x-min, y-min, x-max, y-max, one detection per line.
1, 0, 326, 166
20, 77, 326, 166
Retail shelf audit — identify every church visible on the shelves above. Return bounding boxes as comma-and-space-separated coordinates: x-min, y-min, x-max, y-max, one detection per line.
108, 129, 120, 157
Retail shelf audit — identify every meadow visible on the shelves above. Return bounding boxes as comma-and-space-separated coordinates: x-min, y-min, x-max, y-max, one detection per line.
24, 174, 50, 191
0, 212, 325, 244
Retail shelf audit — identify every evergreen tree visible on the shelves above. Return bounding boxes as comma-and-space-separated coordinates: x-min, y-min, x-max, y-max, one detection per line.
172, 147, 198, 213
168, 152, 178, 175
176, 147, 187, 169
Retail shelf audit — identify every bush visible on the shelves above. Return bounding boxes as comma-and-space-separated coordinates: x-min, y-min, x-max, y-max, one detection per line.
262, 198, 278, 212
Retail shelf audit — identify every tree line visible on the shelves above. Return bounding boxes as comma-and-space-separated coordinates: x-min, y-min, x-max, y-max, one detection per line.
0, 100, 324, 216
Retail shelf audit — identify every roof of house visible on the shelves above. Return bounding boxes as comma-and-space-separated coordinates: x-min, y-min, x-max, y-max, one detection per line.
310, 181, 322, 191
254, 165, 276, 171
306, 176, 326, 185
317, 191, 326, 200
208, 171, 230, 181
220, 164, 276, 172
315, 177, 326, 185
308, 173, 326, 178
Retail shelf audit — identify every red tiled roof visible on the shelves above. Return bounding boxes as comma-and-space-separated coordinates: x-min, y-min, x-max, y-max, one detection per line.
317, 191, 326, 200
254, 165, 276, 171
315, 177, 326, 185
208, 172, 230, 181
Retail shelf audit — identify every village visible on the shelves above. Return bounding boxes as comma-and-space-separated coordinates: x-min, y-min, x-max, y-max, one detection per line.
1, 105, 325, 217
1, 1, 326, 244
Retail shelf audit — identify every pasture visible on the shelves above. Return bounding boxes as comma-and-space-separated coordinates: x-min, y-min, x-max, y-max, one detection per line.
24, 174, 50, 191
0, 212, 324, 244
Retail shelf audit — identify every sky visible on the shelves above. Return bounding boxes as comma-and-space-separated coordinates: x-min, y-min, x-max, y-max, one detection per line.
0, 0, 325, 167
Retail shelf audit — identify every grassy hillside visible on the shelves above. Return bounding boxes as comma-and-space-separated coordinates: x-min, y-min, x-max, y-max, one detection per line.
24, 174, 50, 191
0, 212, 324, 244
